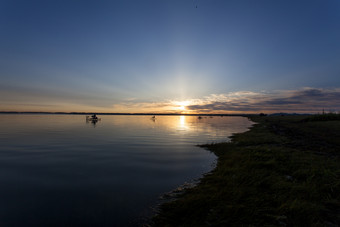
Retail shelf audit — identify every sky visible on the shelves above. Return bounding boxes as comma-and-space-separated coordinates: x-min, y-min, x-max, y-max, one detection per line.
0, 0, 340, 114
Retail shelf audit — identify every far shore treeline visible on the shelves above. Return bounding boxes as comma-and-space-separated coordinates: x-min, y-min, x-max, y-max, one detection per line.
0, 111, 315, 116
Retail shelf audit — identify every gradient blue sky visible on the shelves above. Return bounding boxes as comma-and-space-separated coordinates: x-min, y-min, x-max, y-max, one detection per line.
1, 0, 340, 113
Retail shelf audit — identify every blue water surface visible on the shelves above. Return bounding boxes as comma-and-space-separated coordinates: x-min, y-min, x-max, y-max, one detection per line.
0, 114, 252, 226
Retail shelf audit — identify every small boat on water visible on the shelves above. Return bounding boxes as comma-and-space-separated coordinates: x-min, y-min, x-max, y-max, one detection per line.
86, 114, 101, 122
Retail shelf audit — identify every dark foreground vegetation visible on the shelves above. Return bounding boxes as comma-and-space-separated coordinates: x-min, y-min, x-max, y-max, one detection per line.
152, 114, 340, 226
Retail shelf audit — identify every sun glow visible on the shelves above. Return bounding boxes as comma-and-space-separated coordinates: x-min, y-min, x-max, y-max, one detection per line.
173, 101, 192, 113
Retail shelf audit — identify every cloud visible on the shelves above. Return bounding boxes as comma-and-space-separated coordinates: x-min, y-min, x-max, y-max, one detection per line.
2, 84, 339, 113
186, 88, 340, 113
110, 88, 340, 114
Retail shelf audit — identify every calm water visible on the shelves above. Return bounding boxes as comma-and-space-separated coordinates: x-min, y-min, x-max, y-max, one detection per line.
0, 114, 252, 226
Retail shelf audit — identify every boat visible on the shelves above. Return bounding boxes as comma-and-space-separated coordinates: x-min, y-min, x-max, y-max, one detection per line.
86, 114, 101, 122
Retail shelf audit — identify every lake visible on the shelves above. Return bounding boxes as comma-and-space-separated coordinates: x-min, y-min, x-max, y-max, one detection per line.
0, 114, 252, 226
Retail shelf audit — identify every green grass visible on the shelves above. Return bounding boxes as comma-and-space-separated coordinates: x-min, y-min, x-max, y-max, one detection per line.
151, 115, 340, 226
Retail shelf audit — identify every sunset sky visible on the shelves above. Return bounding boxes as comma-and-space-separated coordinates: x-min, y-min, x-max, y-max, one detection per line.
1, 0, 340, 113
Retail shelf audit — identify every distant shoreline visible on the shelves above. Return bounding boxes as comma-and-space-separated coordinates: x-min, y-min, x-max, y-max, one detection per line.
0, 111, 308, 117
0, 111, 250, 117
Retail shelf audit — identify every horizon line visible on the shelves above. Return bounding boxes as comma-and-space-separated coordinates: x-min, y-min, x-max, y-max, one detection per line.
0, 111, 312, 116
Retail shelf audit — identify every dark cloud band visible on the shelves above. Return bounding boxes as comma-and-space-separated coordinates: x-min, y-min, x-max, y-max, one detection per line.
186, 88, 340, 113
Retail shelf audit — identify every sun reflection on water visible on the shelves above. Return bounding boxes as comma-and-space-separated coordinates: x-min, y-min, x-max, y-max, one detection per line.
98, 115, 253, 142
178, 115, 189, 131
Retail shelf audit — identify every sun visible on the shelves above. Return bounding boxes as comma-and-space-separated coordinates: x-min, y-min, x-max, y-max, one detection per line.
173, 101, 192, 112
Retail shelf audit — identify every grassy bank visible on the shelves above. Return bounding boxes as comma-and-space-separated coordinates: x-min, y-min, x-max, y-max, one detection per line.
152, 114, 340, 226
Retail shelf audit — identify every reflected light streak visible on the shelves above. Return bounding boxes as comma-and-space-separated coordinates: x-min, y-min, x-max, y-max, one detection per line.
178, 115, 189, 131
180, 115, 185, 126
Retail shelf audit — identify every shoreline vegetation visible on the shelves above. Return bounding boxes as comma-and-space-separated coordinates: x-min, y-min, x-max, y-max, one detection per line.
151, 114, 340, 226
